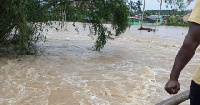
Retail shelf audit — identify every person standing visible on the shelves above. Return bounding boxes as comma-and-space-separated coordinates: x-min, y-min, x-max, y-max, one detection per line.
165, 0, 200, 104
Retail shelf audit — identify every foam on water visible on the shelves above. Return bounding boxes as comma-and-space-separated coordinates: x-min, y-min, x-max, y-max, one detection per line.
0, 22, 198, 105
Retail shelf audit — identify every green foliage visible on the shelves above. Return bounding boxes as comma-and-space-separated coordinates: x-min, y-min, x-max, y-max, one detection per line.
44, 0, 129, 51
0, 0, 129, 54
166, 16, 188, 26
145, 10, 186, 16
74, 0, 129, 51
26, 0, 50, 22
129, 0, 143, 15
164, 0, 187, 10
0, 0, 45, 54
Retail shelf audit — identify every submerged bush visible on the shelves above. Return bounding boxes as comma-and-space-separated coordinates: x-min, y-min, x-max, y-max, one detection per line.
0, 0, 48, 54
167, 16, 188, 27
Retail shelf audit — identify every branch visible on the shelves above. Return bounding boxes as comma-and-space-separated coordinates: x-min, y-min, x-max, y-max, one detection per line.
31, 0, 60, 18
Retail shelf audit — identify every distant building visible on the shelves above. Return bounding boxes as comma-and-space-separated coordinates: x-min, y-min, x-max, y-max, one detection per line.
130, 15, 163, 26
130, 16, 140, 25
147, 15, 163, 23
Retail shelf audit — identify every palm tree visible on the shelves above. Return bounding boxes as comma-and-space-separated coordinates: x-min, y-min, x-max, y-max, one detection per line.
136, 0, 142, 14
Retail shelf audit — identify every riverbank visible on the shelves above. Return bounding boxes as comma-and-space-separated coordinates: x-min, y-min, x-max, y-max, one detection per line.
0, 22, 199, 104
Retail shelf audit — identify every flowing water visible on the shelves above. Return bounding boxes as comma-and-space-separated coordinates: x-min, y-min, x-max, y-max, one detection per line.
1, 22, 200, 105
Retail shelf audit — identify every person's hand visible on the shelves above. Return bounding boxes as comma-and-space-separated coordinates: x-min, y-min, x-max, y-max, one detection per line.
165, 79, 180, 95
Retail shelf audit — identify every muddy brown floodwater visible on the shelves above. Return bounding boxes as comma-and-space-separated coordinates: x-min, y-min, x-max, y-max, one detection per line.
1, 22, 200, 105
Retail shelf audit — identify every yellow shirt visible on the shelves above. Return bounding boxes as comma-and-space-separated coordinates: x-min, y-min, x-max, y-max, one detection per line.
193, 67, 200, 84
188, 0, 200, 24
189, 0, 200, 84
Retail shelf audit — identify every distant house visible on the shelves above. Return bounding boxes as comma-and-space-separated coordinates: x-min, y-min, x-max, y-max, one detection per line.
130, 15, 163, 26
146, 15, 163, 24
129, 16, 140, 25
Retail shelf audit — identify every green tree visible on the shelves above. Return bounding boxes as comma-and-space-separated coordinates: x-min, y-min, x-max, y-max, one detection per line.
0, 0, 48, 54
0, 0, 129, 54
136, 0, 143, 14
129, 1, 137, 15
128, 0, 142, 15
164, 0, 190, 10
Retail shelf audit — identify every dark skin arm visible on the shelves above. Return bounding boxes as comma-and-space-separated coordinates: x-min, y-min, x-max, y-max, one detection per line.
165, 22, 200, 94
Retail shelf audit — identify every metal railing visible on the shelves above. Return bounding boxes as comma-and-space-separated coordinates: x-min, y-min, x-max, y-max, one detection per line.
156, 90, 190, 105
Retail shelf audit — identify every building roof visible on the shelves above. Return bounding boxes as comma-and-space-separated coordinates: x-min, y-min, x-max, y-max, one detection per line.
148, 15, 162, 19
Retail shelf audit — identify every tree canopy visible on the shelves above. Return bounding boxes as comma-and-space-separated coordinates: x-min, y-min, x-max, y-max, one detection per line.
0, 0, 129, 54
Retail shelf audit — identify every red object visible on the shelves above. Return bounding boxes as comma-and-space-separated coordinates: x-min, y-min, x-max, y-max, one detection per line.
132, 16, 139, 19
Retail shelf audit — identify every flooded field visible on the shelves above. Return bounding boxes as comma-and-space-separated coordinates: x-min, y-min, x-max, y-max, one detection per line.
1, 22, 200, 105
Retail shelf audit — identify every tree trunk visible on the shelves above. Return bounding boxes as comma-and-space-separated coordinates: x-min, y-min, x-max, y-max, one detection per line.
155, 0, 162, 28
140, 0, 145, 27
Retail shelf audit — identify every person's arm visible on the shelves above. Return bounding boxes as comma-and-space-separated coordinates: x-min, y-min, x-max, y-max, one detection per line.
165, 22, 200, 94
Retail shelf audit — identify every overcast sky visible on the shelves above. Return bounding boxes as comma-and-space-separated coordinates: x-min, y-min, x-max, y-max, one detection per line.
129, 0, 196, 10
